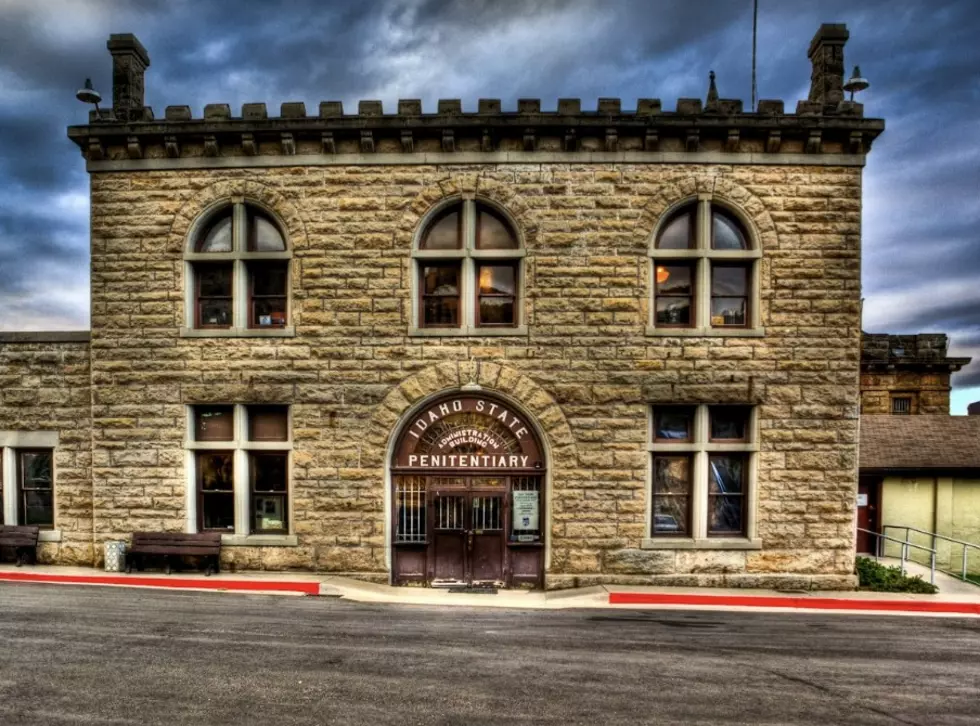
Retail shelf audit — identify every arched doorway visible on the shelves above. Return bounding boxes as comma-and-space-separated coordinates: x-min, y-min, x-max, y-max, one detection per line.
390, 393, 546, 588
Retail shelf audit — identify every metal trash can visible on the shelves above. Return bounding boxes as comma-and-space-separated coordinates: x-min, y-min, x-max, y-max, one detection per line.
104, 540, 127, 572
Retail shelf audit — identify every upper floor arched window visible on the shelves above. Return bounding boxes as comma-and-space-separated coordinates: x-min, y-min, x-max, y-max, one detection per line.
412, 199, 525, 334
183, 201, 292, 336
649, 197, 761, 335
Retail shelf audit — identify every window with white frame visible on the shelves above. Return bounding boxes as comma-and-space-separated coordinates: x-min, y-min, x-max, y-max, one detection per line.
649, 196, 762, 334
184, 201, 292, 335
186, 404, 291, 536
648, 404, 758, 540
1, 445, 55, 529
412, 198, 525, 333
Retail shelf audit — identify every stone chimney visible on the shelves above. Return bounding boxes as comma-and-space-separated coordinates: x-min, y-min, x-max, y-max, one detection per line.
807, 23, 848, 107
968, 401, 980, 416
107, 33, 150, 121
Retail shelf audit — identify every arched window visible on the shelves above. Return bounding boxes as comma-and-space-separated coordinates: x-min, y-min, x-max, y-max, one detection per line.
649, 197, 761, 335
412, 199, 525, 334
183, 202, 292, 336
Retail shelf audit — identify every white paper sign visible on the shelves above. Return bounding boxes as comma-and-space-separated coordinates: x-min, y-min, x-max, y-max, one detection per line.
513, 491, 539, 530
857, 493, 869, 507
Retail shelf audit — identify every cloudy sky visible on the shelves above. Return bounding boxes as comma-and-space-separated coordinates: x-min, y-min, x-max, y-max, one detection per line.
1, 0, 978, 411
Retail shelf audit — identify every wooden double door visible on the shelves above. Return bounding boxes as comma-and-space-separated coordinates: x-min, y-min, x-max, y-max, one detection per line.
431, 489, 506, 585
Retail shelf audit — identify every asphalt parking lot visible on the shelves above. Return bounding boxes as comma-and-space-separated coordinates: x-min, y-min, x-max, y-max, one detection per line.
0, 583, 978, 725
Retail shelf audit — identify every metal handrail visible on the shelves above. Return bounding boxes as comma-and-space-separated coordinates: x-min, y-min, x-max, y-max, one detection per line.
883, 524, 980, 583
857, 527, 936, 584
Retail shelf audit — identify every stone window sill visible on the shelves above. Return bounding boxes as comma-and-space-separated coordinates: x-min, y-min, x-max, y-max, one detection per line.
409, 325, 528, 338
180, 327, 296, 339
641, 537, 762, 550
645, 327, 765, 338
221, 534, 298, 547
39, 530, 63, 543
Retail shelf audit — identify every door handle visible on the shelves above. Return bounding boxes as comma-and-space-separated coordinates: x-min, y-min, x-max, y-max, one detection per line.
466, 530, 474, 551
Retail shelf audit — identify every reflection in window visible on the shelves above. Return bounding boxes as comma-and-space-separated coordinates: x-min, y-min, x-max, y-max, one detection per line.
477, 208, 518, 249
249, 262, 288, 328
421, 264, 461, 327
654, 407, 695, 442
198, 452, 235, 531
250, 452, 288, 534
19, 450, 53, 528
651, 455, 691, 535
477, 264, 516, 325
712, 211, 748, 250
196, 264, 233, 328
655, 264, 693, 326
709, 454, 745, 535
420, 210, 461, 250
710, 265, 748, 327
710, 406, 750, 442
656, 210, 693, 249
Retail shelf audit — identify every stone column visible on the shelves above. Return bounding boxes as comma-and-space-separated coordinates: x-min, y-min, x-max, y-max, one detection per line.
107, 33, 150, 121
807, 23, 848, 107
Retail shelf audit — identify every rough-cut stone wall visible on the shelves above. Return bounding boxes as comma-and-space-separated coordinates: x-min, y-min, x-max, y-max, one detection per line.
86, 161, 864, 589
860, 372, 952, 415
0, 338, 92, 563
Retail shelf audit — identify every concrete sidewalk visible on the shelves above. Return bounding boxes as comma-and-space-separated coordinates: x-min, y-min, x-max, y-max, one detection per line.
2, 564, 979, 616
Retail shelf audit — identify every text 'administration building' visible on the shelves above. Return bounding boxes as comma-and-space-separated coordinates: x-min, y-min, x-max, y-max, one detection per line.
0, 25, 884, 589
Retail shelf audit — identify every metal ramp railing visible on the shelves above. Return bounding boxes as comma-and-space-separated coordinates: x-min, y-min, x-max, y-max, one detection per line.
857, 527, 936, 584
883, 525, 980, 584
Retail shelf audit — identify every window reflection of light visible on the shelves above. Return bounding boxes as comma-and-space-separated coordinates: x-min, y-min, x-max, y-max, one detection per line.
656, 266, 670, 284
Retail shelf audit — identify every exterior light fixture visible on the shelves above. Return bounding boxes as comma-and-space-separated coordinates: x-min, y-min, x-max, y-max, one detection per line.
843, 66, 869, 102
75, 78, 103, 119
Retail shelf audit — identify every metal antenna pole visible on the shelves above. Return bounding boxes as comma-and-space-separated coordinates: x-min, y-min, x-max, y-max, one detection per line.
751, 0, 758, 111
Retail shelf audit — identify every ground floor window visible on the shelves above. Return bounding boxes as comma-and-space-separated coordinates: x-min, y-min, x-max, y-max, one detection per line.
0, 447, 55, 529
187, 404, 291, 536
649, 405, 757, 539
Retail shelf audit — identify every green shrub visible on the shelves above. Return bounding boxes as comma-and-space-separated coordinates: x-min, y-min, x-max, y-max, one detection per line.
855, 557, 938, 594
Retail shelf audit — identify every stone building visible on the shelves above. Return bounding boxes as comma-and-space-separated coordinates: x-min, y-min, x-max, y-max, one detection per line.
0, 25, 887, 590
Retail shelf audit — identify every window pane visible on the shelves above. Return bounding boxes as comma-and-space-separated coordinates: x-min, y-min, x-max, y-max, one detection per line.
202, 492, 235, 531
478, 265, 515, 295
423, 265, 459, 295
657, 211, 693, 249
423, 297, 459, 326
710, 407, 750, 441
654, 407, 695, 441
251, 214, 285, 251
21, 452, 52, 489
710, 298, 746, 326
709, 455, 745, 494
709, 496, 744, 534
421, 209, 461, 249
252, 298, 287, 327
198, 214, 232, 252
712, 266, 748, 296
24, 490, 53, 527
199, 299, 232, 327
653, 456, 691, 494
198, 452, 233, 491
712, 211, 748, 250
249, 406, 288, 442
251, 263, 287, 296
479, 298, 515, 325
656, 265, 691, 295
655, 297, 691, 325
252, 454, 288, 492
253, 494, 286, 533
477, 208, 518, 249
195, 406, 234, 441
198, 265, 232, 297
653, 496, 689, 535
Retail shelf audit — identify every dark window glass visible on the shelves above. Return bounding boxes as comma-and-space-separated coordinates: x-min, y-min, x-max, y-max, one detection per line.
710, 265, 748, 327
654, 406, 695, 442
195, 406, 234, 442
249, 405, 289, 442
421, 264, 461, 327
708, 454, 746, 536
712, 210, 748, 250
196, 263, 233, 328
710, 406, 751, 442
657, 210, 693, 249
249, 262, 288, 328
248, 212, 286, 252
250, 453, 288, 534
476, 207, 518, 249
892, 397, 912, 415
196, 213, 233, 252
18, 450, 53, 528
198, 452, 234, 531
477, 264, 517, 326
655, 264, 694, 326
0, 452, 3, 526
421, 209, 461, 250
651, 455, 691, 536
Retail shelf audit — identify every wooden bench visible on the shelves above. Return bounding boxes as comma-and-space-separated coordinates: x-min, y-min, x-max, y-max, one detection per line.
0, 525, 40, 566
125, 532, 222, 575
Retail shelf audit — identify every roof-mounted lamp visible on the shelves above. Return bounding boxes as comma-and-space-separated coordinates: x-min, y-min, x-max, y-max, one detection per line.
76, 78, 103, 120
843, 65, 869, 102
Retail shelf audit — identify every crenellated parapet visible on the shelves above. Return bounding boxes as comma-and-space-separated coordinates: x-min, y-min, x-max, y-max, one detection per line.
68, 25, 883, 165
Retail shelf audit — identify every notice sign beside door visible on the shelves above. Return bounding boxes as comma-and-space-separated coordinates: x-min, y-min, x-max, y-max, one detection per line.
857, 493, 869, 507
513, 491, 539, 530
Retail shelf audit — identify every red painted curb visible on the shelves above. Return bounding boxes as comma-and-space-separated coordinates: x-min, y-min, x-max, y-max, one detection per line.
608, 592, 980, 615
0, 571, 320, 595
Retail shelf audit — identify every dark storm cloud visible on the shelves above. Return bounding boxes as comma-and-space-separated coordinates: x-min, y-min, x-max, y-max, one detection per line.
0, 0, 978, 403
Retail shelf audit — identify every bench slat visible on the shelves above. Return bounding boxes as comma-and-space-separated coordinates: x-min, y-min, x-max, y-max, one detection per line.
129, 545, 220, 555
